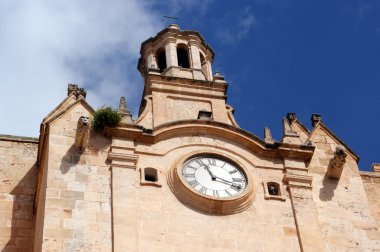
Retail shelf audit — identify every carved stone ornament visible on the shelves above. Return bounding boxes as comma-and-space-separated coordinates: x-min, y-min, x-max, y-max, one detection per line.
75, 116, 90, 151
327, 145, 347, 179
67, 83, 87, 99
167, 150, 255, 215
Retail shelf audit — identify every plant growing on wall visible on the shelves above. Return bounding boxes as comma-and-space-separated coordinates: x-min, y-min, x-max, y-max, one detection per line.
92, 106, 122, 130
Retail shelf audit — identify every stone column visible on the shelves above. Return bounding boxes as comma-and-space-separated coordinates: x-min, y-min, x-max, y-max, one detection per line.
205, 55, 213, 81
164, 38, 178, 68
283, 158, 325, 252
108, 139, 139, 252
189, 40, 206, 80
189, 41, 201, 69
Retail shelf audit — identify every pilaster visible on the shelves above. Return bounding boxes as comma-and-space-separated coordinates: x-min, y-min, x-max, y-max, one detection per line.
108, 138, 139, 252
283, 158, 325, 252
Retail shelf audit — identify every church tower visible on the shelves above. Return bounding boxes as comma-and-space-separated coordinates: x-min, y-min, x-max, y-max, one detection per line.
1, 24, 379, 252
135, 24, 237, 128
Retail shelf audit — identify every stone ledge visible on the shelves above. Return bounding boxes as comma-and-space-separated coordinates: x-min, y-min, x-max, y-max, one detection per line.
0, 134, 39, 143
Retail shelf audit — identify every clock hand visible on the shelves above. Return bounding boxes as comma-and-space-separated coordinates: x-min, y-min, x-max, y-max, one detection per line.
204, 165, 216, 180
213, 176, 242, 189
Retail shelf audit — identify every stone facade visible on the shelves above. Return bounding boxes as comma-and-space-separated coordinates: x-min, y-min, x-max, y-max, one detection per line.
0, 24, 379, 251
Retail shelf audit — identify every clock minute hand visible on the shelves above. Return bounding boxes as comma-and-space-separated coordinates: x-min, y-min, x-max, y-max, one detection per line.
213, 176, 242, 188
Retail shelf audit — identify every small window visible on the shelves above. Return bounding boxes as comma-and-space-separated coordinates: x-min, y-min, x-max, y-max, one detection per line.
145, 168, 158, 182
156, 48, 167, 73
267, 182, 280, 196
140, 167, 162, 187
198, 110, 213, 120
263, 181, 285, 201
177, 45, 190, 68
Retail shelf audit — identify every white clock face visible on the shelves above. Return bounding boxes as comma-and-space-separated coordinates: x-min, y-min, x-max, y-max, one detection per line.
181, 155, 247, 198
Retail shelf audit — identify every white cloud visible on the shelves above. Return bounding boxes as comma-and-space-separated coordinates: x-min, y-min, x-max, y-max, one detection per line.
215, 7, 256, 45
0, 0, 164, 137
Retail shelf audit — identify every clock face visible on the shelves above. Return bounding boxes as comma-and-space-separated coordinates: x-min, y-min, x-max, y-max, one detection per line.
181, 155, 247, 198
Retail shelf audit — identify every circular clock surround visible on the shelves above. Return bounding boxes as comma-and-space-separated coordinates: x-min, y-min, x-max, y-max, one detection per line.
167, 151, 255, 215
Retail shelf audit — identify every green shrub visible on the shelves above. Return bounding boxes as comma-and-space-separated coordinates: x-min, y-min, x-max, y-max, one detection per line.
92, 106, 122, 130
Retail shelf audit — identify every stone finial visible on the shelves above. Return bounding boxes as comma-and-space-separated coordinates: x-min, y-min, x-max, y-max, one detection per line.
311, 113, 322, 127
264, 127, 274, 144
213, 72, 225, 82
286, 112, 297, 124
119, 97, 134, 124
327, 145, 347, 179
68, 84, 78, 96
67, 83, 87, 99
168, 24, 180, 30
372, 163, 380, 173
75, 116, 90, 151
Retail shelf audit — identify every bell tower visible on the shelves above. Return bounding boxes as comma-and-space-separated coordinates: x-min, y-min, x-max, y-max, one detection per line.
136, 24, 238, 128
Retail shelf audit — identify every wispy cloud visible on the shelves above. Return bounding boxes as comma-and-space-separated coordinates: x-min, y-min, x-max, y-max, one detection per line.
215, 7, 256, 45
0, 1, 163, 137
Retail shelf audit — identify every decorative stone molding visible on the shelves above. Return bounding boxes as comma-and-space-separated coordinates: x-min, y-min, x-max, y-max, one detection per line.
283, 173, 313, 189
67, 83, 87, 99
326, 145, 347, 179
108, 146, 139, 170
75, 116, 90, 151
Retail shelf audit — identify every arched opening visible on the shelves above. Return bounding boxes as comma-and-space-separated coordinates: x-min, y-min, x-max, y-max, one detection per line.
177, 45, 190, 68
144, 168, 158, 182
156, 48, 167, 73
267, 182, 280, 196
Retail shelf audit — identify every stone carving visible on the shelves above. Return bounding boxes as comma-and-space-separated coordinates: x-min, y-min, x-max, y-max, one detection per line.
327, 145, 347, 179
75, 116, 90, 151
286, 112, 297, 124
67, 83, 87, 99
311, 113, 322, 127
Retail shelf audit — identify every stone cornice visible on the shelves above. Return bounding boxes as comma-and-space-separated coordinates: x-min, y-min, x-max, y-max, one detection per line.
105, 120, 315, 161
0, 134, 39, 143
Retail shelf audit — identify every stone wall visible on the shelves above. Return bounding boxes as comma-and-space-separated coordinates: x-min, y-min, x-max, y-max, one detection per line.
361, 170, 380, 231
0, 136, 38, 252
35, 103, 112, 251
308, 127, 380, 251
110, 135, 300, 252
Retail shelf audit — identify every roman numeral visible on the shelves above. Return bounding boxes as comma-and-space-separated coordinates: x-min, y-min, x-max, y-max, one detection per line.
183, 173, 195, 178
229, 170, 237, 174
225, 190, 232, 197
207, 158, 216, 166
187, 165, 197, 170
195, 158, 205, 167
188, 180, 199, 187
232, 178, 243, 182
199, 186, 207, 194
213, 190, 219, 197
231, 184, 241, 191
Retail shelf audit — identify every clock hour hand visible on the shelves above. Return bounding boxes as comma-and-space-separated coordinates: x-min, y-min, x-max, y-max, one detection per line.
204, 165, 216, 180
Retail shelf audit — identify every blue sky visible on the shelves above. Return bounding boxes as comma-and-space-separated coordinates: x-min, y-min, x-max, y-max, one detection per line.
0, 0, 378, 171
